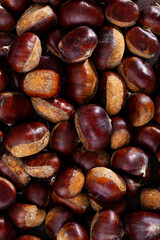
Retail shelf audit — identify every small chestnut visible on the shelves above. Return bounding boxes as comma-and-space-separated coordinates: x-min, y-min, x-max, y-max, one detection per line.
0, 177, 16, 209
122, 174, 141, 198
0, 215, 16, 240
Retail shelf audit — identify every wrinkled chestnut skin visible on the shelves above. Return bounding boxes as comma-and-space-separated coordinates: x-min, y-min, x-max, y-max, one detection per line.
70, 146, 109, 172
140, 188, 160, 212
0, 5, 16, 31
118, 57, 156, 95
0, 177, 16, 209
0, 216, 16, 240
75, 104, 112, 152
5, 122, 50, 158
0, 92, 33, 125
86, 167, 126, 203
50, 121, 78, 156
126, 93, 154, 127
8, 33, 42, 73
32, 97, 74, 124
91, 210, 123, 240
17, 236, 41, 240
66, 59, 98, 105
122, 174, 141, 198
53, 166, 85, 199
105, 0, 139, 27
51, 190, 89, 215
125, 26, 159, 59
16, 4, 58, 36
125, 211, 160, 240
57, 222, 88, 240
93, 26, 125, 70
0, 66, 8, 92
45, 205, 74, 240
154, 96, 160, 124
2, 0, 29, 16
140, 6, 160, 35
58, 26, 98, 63
0, 33, 16, 66
59, 0, 104, 29
25, 151, 60, 179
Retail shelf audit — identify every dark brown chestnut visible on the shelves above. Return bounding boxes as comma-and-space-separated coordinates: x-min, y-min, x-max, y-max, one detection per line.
0, 4, 16, 31
122, 174, 141, 198
75, 104, 112, 152
0, 32, 16, 65
93, 26, 125, 70
5, 122, 50, 158
2, 0, 29, 16
8, 70, 23, 92
58, 26, 98, 63
0, 177, 16, 209
154, 96, 160, 124
17, 236, 41, 240
0, 215, 16, 240
0, 66, 8, 92
136, 0, 160, 11
140, 188, 160, 212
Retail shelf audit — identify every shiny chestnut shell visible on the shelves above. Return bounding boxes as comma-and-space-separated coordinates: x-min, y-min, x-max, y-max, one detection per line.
0, 216, 16, 240
0, 5, 16, 31
0, 177, 16, 209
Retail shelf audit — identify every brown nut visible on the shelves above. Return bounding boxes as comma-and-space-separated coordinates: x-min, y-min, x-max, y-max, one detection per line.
140, 188, 160, 212
0, 177, 16, 209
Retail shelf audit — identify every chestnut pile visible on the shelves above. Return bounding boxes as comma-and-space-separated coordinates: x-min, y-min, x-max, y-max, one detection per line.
1, 0, 160, 239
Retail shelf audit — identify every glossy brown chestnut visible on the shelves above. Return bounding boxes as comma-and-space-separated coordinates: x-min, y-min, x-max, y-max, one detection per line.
111, 116, 131, 150
125, 26, 159, 58
66, 59, 98, 105
57, 222, 88, 240
75, 104, 112, 152
16, 4, 57, 35
0, 130, 3, 145
0, 32, 16, 65
105, 0, 139, 27
45, 205, 73, 240
140, 188, 160, 212
2, 0, 29, 16
5, 122, 50, 158
86, 167, 126, 203
126, 93, 154, 126
154, 96, 160, 124
9, 203, 46, 229
22, 69, 60, 98
58, 26, 98, 63
0, 92, 33, 125
93, 26, 125, 70
0, 66, 8, 92
23, 183, 50, 208
50, 121, 78, 156
118, 57, 156, 95
140, 6, 160, 35
31, 97, 74, 123
122, 174, 141, 198
124, 211, 160, 240
17, 236, 41, 240
0, 152, 30, 190
90, 209, 123, 240
0, 216, 16, 240
136, 0, 160, 11
0, 4, 16, 31
59, 0, 104, 29
70, 146, 110, 172
111, 146, 151, 179
25, 151, 60, 179
98, 71, 126, 116
0, 177, 16, 209
8, 32, 42, 73
53, 166, 85, 199
51, 190, 89, 215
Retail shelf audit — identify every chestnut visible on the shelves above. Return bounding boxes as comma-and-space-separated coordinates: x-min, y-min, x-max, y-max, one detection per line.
0, 177, 16, 209
125, 26, 159, 59
53, 166, 85, 199
154, 96, 160, 124
98, 71, 126, 116
57, 222, 88, 240
140, 5, 160, 35
8, 70, 23, 92
51, 190, 89, 215
0, 92, 33, 125
2, 0, 29, 16
0, 4, 16, 31
111, 116, 131, 150
8, 32, 42, 73
23, 182, 50, 208
0, 152, 30, 190
105, 0, 139, 27
136, 0, 160, 11
17, 236, 41, 240
58, 26, 98, 63
86, 167, 126, 203
16, 4, 57, 35
9, 203, 46, 229
22, 69, 60, 98
25, 151, 60, 179
0, 215, 16, 240
32, 97, 74, 123
5, 122, 50, 158
0, 66, 8, 92
122, 174, 141, 198
126, 93, 154, 126
50, 121, 78, 156
140, 188, 160, 212
66, 59, 98, 105
118, 57, 156, 95
59, 0, 104, 29
93, 26, 125, 70
90, 209, 123, 240
75, 104, 112, 152
45, 205, 74, 240
70, 146, 110, 172
0, 32, 16, 65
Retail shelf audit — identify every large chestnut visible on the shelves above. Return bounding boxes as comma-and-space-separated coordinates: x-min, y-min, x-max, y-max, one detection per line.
0, 215, 16, 240
0, 177, 16, 209
0, 4, 16, 31
75, 104, 112, 152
